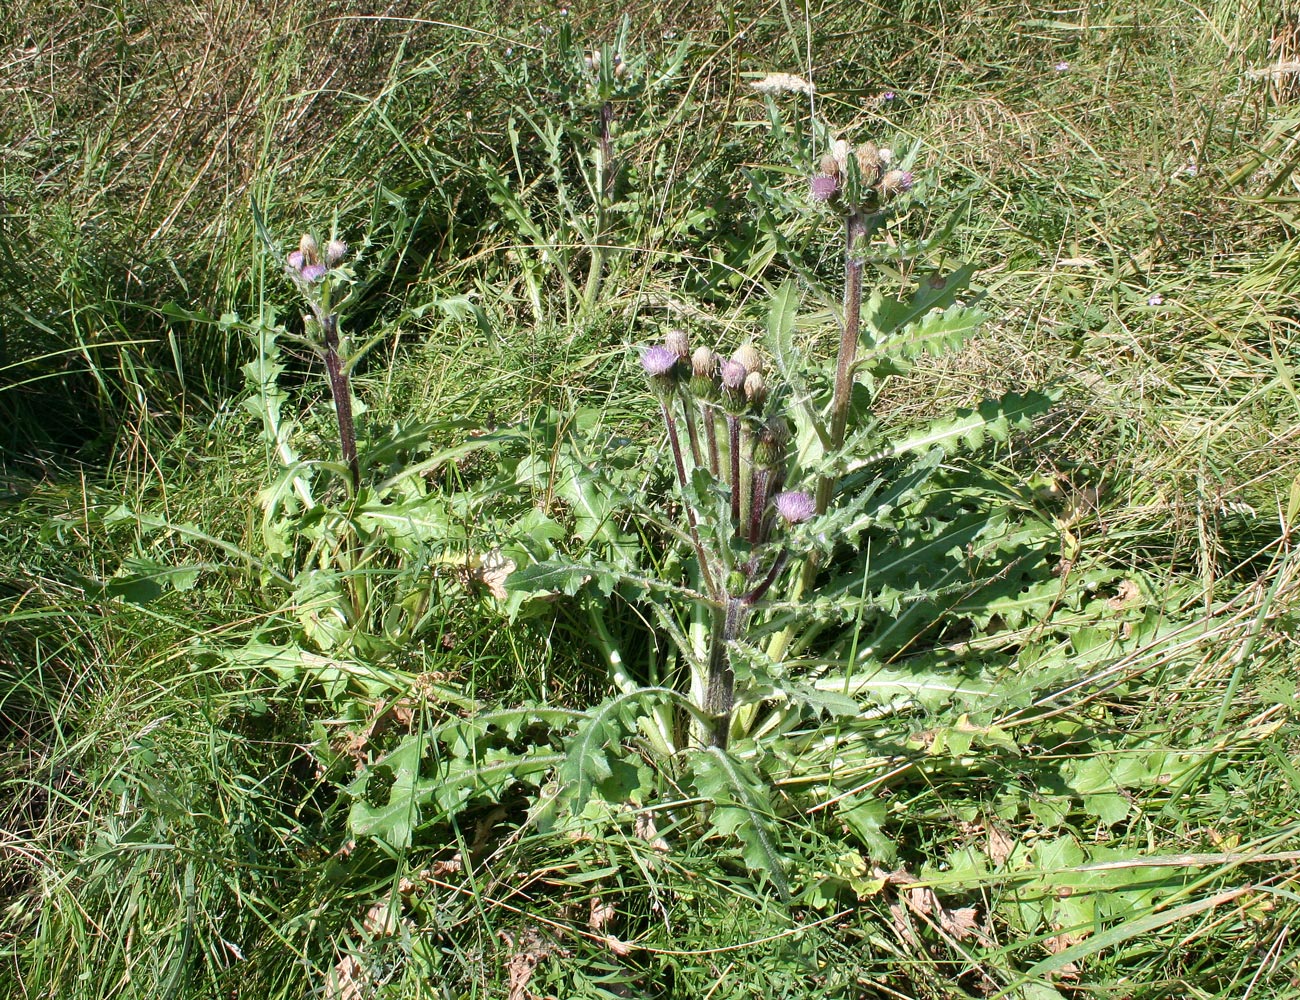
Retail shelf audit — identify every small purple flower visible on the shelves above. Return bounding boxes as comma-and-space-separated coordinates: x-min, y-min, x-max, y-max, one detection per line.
810, 173, 840, 202
1054, 61, 1070, 73
720, 359, 747, 390
300, 263, 328, 283
1147, 293, 1164, 306
286, 250, 305, 272
640, 344, 679, 377
774, 490, 816, 525
881, 90, 896, 101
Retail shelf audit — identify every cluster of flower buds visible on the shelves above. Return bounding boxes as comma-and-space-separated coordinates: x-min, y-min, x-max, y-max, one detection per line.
640, 327, 816, 558
286, 233, 347, 290
584, 49, 629, 79
810, 138, 914, 210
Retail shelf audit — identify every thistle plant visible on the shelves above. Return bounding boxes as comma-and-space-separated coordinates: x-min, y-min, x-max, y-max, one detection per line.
284, 232, 359, 491
638, 332, 817, 746
416, 105, 1063, 901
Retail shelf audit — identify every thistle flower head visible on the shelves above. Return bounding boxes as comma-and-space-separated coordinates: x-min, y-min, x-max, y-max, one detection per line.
640, 344, 679, 378
325, 238, 348, 266
286, 250, 305, 272
300, 262, 328, 283
753, 417, 789, 468
744, 370, 766, 408
691, 345, 716, 379
830, 139, 851, 175
298, 233, 320, 266
720, 358, 747, 391
810, 174, 840, 202
732, 343, 763, 376
879, 169, 914, 198
856, 142, 885, 184
819, 153, 841, 177
665, 328, 691, 360
774, 490, 816, 525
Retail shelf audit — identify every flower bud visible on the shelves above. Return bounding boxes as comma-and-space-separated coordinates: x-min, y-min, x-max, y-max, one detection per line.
732, 343, 763, 376
720, 358, 748, 414
819, 153, 841, 177
298, 233, 320, 266
690, 347, 718, 400
744, 370, 766, 408
856, 143, 884, 184
831, 139, 851, 175
774, 490, 816, 525
325, 238, 348, 266
665, 328, 690, 360
879, 169, 914, 198
753, 417, 789, 469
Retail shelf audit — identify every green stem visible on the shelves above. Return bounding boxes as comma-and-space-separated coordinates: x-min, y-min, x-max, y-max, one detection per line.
321, 314, 360, 494
815, 210, 866, 516
705, 597, 746, 748
583, 101, 614, 308
772, 211, 869, 665
727, 414, 741, 533
680, 388, 706, 472
703, 402, 721, 477
660, 400, 720, 600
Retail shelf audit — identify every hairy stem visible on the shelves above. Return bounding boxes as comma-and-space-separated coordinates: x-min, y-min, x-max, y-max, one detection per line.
321, 314, 359, 493
660, 401, 719, 599
703, 403, 721, 477
748, 467, 771, 544
815, 210, 867, 515
705, 597, 745, 748
680, 389, 705, 472
583, 101, 615, 308
728, 414, 741, 532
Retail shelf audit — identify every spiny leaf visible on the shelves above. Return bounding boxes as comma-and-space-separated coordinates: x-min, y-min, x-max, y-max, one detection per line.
847, 391, 1056, 472
559, 687, 682, 808
346, 733, 562, 848
863, 262, 978, 342
689, 747, 791, 902
860, 302, 985, 372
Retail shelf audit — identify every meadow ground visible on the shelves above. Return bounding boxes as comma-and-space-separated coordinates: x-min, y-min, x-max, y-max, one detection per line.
3, 1, 1300, 997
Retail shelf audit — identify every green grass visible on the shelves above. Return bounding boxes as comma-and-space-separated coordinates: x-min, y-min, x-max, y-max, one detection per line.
4, 1, 1300, 998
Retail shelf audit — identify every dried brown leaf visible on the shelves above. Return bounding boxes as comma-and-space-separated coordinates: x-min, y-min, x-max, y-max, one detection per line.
325, 954, 366, 1000
1107, 579, 1142, 611
589, 897, 616, 932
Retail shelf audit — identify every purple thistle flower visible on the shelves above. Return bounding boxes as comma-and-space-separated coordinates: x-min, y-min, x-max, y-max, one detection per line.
810, 173, 840, 203
286, 250, 305, 272
774, 490, 816, 525
641, 344, 679, 377
300, 263, 328, 283
720, 359, 747, 390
